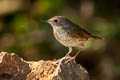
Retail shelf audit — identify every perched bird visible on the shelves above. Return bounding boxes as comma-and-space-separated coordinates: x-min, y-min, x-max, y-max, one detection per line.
44, 16, 102, 63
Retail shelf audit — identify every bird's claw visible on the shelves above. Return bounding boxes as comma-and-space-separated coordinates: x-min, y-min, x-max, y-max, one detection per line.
65, 56, 76, 64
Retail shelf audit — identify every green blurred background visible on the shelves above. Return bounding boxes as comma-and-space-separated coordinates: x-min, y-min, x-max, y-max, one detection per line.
0, 0, 120, 80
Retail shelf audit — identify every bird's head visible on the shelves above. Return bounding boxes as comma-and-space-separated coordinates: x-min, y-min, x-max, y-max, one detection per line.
45, 16, 72, 30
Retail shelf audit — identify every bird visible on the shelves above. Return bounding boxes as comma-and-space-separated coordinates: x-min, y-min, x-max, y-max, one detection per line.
44, 16, 102, 63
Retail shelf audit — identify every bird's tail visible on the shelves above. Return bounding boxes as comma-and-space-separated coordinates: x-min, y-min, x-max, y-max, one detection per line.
92, 35, 103, 40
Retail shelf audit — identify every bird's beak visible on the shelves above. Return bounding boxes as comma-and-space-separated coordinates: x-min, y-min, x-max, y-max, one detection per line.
41, 20, 50, 23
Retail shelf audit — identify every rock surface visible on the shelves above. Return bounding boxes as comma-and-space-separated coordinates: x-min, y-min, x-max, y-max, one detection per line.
0, 52, 89, 80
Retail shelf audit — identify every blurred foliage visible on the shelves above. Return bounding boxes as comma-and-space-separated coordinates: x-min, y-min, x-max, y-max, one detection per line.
0, 0, 120, 80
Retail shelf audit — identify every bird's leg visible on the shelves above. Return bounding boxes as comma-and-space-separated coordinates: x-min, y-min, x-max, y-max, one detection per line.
65, 47, 72, 57
66, 48, 83, 64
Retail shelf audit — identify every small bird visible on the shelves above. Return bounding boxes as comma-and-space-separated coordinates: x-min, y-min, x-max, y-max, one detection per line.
44, 16, 102, 63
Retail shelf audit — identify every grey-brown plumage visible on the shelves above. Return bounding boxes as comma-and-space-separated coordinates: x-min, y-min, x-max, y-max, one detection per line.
46, 16, 102, 63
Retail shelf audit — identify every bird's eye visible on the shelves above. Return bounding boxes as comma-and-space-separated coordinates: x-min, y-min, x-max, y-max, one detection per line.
54, 20, 58, 22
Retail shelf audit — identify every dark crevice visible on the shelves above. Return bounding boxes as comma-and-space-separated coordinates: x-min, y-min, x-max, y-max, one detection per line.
0, 73, 12, 80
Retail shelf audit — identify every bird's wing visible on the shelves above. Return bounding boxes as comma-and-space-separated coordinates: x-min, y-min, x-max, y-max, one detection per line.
69, 25, 92, 41
71, 27, 103, 41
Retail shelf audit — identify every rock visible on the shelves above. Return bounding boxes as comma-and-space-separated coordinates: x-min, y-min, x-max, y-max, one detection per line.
0, 52, 89, 80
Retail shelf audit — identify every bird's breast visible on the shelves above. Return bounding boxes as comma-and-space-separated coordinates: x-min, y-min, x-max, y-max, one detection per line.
54, 31, 71, 41
53, 31, 84, 47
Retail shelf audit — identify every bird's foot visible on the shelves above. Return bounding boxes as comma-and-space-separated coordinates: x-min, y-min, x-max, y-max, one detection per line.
65, 54, 71, 57
65, 56, 76, 64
